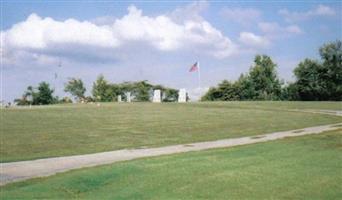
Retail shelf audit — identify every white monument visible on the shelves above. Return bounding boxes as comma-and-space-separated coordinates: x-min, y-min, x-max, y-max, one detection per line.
117, 95, 122, 102
126, 92, 131, 102
153, 90, 161, 103
178, 88, 186, 103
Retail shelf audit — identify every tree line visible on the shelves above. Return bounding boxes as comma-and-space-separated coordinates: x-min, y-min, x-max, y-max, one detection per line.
14, 76, 179, 105
202, 40, 341, 101
14, 40, 341, 105
91, 75, 179, 102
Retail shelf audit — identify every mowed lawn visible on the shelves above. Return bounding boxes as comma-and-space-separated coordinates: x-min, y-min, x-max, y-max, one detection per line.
190, 101, 342, 111
1, 101, 341, 162
1, 129, 341, 199
0, 102, 342, 162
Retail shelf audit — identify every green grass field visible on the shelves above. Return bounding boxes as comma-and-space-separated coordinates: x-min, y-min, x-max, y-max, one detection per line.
1, 101, 341, 162
1, 129, 341, 199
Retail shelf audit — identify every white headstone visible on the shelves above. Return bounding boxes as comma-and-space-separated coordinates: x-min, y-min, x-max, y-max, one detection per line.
153, 90, 161, 103
117, 95, 122, 102
126, 92, 131, 102
178, 88, 187, 103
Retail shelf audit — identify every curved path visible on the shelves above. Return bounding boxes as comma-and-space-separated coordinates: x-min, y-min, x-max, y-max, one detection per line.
288, 109, 342, 116
1, 122, 341, 186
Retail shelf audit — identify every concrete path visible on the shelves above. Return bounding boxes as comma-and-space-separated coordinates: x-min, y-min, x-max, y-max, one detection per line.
288, 109, 342, 116
1, 122, 341, 186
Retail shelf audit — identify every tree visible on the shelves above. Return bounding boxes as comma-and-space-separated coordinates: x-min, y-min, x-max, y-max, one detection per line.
234, 74, 256, 100
35, 82, 55, 105
290, 40, 342, 100
64, 78, 86, 102
319, 40, 342, 100
218, 80, 239, 101
201, 55, 282, 101
201, 80, 238, 101
92, 75, 178, 102
248, 55, 282, 100
163, 88, 179, 102
92, 75, 113, 102
280, 83, 299, 101
15, 83, 55, 105
133, 81, 152, 101
118, 80, 153, 102
201, 87, 221, 101
91, 77, 179, 102
14, 86, 35, 105
293, 59, 324, 100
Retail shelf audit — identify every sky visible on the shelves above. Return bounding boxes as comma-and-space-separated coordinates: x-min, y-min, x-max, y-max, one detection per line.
1, 0, 341, 102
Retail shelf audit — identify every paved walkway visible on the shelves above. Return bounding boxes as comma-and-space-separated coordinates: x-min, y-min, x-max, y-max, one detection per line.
1, 122, 341, 186
288, 109, 342, 116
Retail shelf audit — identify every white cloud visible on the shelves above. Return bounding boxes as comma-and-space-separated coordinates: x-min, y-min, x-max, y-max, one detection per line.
220, 7, 262, 25
285, 25, 303, 34
239, 32, 270, 48
237, 22, 302, 50
2, 4, 237, 65
315, 5, 336, 15
170, 0, 209, 23
258, 22, 303, 38
279, 4, 336, 22
258, 22, 280, 33
5, 14, 120, 49
113, 6, 184, 51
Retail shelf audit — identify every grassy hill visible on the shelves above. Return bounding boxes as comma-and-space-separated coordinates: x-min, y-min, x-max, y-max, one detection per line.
1, 101, 341, 162
1, 129, 341, 199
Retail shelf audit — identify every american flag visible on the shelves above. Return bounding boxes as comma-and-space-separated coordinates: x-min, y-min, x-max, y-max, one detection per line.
189, 62, 198, 72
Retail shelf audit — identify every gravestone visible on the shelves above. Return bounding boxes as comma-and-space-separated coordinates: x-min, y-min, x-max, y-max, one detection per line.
153, 90, 161, 103
117, 95, 122, 102
178, 88, 186, 103
126, 92, 131, 103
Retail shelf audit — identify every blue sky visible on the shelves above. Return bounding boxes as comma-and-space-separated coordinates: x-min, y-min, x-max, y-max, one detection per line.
1, 1, 341, 102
